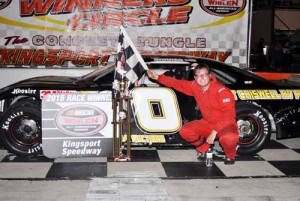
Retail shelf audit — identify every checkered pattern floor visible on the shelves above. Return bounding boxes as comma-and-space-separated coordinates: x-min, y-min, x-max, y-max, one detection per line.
0, 138, 300, 180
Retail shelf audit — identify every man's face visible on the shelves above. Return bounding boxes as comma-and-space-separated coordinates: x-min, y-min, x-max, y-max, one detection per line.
194, 68, 211, 89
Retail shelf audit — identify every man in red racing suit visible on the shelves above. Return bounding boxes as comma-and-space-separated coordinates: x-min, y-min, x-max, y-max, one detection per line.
147, 63, 239, 165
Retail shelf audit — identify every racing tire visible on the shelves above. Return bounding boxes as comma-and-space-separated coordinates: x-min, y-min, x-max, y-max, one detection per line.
0, 100, 42, 157
236, 102, 271, 155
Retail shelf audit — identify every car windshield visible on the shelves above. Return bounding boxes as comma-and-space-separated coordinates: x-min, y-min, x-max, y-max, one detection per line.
81, 63, 115, 82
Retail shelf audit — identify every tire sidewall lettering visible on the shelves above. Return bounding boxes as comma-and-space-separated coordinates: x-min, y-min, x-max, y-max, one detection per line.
28, 144, 42, 154
1, 111, 24, 131
253, 110, 269, 135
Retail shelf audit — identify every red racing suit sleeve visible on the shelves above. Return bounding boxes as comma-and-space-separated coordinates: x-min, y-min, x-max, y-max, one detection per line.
157, 74, 195, 96
214, 87, 236, 132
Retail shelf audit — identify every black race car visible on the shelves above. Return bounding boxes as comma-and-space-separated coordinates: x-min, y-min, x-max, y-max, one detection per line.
0, 55, 299, 157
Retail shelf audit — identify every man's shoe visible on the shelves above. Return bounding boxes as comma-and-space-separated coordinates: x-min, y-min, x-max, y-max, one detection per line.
224, 157, 235, 165
196, 152, 206, 161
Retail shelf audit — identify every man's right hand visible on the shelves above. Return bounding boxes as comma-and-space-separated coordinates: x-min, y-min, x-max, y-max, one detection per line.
147, 70, 159, 80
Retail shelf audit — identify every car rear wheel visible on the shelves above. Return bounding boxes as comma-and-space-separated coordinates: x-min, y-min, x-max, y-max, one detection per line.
0, 99, 42, 157
236, 102, 271, 155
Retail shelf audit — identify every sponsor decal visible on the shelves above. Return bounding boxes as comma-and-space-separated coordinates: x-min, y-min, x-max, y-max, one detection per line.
123, 135, 166, 143
0, 0, 11, 10
11, 88, 36, 95
232, 89, 300, 100
292, 90, 300, 99
222, 98, 230, 103
236, 89, 281, 100
200, 0, 246, 16
153, 57, 184, 62
40, 90, 78, 99
55, 104, 107, 136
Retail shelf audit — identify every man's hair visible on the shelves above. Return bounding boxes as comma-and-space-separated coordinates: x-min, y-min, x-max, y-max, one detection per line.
193, 63, 211, 75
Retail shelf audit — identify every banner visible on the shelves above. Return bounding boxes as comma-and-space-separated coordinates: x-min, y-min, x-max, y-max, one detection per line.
0, 0, 250, 69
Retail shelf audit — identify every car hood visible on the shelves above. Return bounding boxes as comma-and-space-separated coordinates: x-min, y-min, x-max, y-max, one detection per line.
5, 76, 85, 89
1, 64, 115, 92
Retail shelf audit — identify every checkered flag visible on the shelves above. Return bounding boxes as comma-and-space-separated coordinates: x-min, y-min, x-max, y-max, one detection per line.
113, 26, 148, 91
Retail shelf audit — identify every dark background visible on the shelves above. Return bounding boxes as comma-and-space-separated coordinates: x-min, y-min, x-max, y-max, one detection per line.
250, 0, 300, 72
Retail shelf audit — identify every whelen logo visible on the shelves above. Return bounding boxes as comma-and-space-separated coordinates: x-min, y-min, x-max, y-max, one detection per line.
0, 0, 11, 10
55, 104, 107, 136
200, 0, 246, 16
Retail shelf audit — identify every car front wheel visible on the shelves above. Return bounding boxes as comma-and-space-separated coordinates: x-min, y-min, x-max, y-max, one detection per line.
0, 100, 42, 157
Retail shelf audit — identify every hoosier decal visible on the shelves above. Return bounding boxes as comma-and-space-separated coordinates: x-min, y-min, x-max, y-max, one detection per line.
12, 88, 36, 95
